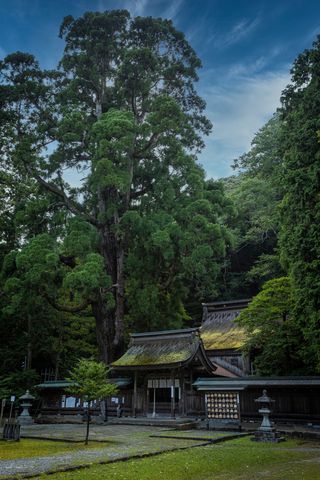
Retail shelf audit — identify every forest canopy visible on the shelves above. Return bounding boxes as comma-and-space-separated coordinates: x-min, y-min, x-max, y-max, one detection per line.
0, 11, 319, 393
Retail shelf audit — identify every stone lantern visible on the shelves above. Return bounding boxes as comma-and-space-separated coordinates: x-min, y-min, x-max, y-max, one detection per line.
252, 389, 284, 442
18, 390, 35, 425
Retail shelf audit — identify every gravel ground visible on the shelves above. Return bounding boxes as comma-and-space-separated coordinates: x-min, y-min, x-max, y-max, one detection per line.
0, 424, 221, 478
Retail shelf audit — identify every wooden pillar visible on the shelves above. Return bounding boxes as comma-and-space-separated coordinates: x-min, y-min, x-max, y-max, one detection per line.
152, 383, 156, 418
133, 371, 137, 418
185, 369, 193, 416
179, 369, 185, 416
171, 370, 175, 418
146, 380, 150, 417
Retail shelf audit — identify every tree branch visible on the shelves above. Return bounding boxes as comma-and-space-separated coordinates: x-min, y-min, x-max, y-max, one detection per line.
27, 166, 101, 228
133, 133, 160, 159
44, 293, 90, 313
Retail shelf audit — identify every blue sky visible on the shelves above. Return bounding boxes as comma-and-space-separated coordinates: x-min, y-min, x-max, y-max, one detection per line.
1, 0, 319, 179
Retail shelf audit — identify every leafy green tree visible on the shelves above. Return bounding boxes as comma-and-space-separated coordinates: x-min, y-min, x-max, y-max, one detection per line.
220, 112, 285, 300
220, 173, 282, 299
226, 38, 320, 374
67, 359, 118, 444
0, 370, 39, 400
0, 229, 97, 387
233, 114, 283, 179
125, 180, 233, 332
279, 36, 320, 372
237, 277, 301, 375
0, 11, 230, 362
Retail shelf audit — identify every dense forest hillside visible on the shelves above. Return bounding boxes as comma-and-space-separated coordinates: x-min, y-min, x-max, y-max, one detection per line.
0, 11, 319, 395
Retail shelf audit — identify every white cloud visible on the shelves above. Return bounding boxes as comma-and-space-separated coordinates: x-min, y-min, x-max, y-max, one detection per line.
226, 47, 283, 77
198, 67, 290, 178
162, 0, 184, 21
210, 16, 260, 49
96, 0, 149, 15
303, 23, 320, 44
123, 0, 149, 16
96, 0, 183, 20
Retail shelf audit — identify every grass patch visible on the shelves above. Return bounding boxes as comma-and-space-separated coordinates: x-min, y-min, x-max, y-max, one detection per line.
154, 430, 228, 439
35, 436, 320, 480
0, 438, 112, 460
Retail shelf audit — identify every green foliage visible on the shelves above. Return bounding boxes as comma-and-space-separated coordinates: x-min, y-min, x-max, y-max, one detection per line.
66, 359, 118, 444
237, 277, 301, 375
67, 359, 118, 402
220, 173, 282, 299
278, 36, 320, 372
0, 226, 98, 386
0, 10, 230, 364
220, 112, 285, 300
227, 176, 279, 246
0, 369, 39, 399
234, 114, 283, 178
124, 183, 232, 332
3, 11, 319, 378
224, 38, 320, 374
246, 253, 283, 284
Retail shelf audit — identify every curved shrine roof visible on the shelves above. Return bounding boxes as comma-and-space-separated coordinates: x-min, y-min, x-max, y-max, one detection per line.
112, 328, 214, 372
200, 299, 250, 350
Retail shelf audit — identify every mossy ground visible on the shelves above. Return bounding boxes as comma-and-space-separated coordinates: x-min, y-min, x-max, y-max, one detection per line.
153, 429, 228, 439
34, 437, 320, 480
0, 438, 110, 460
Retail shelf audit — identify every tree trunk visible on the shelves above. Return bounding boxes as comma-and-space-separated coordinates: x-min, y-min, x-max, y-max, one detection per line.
92, 293, 115, 364
92, 239, 125, 363
90, 99, 128, 363
85, 407, 90, 445
54, 323, 63, 380
93, 187, 126, 363
27, 314, 32, 369
114, 241, 125, 355
54, 353, 60, 381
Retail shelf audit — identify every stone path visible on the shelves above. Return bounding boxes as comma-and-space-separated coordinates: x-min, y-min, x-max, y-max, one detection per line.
0, 424, 240, 478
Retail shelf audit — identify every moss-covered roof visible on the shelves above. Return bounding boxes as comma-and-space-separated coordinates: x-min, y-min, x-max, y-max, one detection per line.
112, 328, 213, 371
200, 302, 249, 350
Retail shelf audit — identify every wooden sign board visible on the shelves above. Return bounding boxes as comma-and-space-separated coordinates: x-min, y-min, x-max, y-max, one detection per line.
205, 391, 241, 426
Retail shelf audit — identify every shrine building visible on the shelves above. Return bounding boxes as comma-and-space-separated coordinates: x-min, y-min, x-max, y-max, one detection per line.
36, 298, 320, 424
110, 299, 250, 417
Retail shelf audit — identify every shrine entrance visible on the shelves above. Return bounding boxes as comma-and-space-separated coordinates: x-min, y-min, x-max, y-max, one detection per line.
147, 378, 180, 417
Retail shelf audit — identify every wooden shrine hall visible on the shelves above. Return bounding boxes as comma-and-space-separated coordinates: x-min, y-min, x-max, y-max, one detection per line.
110, 299, 251, 417
111, 328, 215, 417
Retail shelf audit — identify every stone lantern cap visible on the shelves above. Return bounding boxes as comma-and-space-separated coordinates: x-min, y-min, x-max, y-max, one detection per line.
19, 390, 35, 401
255, 389, 275, 404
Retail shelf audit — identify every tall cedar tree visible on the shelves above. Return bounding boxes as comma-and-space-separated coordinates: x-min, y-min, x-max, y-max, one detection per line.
279, 36, 320, 372
0, 11, 230, 363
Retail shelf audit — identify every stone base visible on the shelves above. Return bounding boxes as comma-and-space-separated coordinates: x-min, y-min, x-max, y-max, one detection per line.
251, 430, 285, 443
17, 416, 34, 425
35, 414, 104, 425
